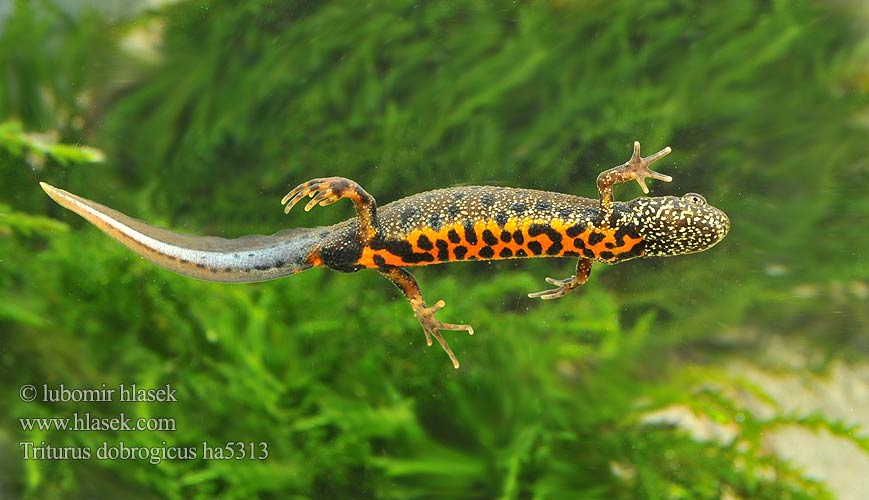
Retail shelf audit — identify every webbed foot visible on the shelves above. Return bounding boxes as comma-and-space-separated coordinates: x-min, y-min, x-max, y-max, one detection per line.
527, 258, 592, 301
597, 141, 673, 195
282, 177, 358, 213
528, 276, 582, 300
412, 299, 475, 369
282, 176, 378, 243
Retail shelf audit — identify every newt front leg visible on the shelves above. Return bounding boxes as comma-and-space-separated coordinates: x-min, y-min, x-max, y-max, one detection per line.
596, 141, 672, 227
529, 141, 672, 301
527, 257, 592, 300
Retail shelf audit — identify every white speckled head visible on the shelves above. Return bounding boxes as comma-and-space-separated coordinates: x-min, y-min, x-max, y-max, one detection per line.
625, 193, 729, 257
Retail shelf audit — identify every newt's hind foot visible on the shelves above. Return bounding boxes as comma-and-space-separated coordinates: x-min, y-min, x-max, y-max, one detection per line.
282, 176, 378, 244
413, 299, 475, 369
282, 177, 358, 213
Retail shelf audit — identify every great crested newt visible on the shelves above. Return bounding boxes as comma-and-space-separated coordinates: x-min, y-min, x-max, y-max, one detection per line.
40, 141, 729, 368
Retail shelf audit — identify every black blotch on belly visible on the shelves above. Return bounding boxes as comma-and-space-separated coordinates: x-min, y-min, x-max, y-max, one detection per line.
546, 242, 564, 255
621, 239, 646, 259
566, 225, 585, 238
583, 249, 595, 258
574, 238, 587, 249
512, 230, 524, 244
454, 246, 468, 259
614, 225, 639, 246
373, 254, 387, 268
588, 232, 605, 245
447, 229, 461, 244
479, 246, 495, 258
528, 224, 547, 237
500, 230, 512, 243
599, 251, 614, 261
529, 224, 562, 243
416, 234, 434, 250
499, 247, 513, 258
515, 249, 528, 257
323, 239, 366, 272
528, 241, 543, 255
545, 227, 562, 243
463, 219, 478, 244
436, 240, 450, 261
402, 252, 435, 264
373, 238, 410, 257
482, 229, 498, 246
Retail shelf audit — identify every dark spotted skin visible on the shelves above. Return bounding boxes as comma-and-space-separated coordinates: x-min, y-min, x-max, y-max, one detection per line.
317, 187, 646, 271
42, 142, 729, 370
281, 142, 729, 368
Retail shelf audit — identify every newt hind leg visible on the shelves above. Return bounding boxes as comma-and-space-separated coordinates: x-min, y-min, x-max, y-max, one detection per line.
282, 177, 378, 244
379, 267, 474, 369
528, 257, 592, 300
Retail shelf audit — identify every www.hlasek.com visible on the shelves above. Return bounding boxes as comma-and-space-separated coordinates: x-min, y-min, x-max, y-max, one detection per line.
20, 411, 176, 432
18, 383, 269, 464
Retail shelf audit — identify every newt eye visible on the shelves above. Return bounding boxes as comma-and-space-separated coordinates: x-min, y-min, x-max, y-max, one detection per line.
682, 193, 707, 206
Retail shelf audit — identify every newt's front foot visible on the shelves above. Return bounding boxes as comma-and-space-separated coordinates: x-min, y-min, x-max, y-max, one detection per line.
597, 141, 673, 196
412, 299, 475, 369
528, 276, 583, 300
527, 257, 592, 300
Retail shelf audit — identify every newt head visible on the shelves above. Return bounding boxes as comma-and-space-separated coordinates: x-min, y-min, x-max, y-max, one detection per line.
624, 193, 730, 257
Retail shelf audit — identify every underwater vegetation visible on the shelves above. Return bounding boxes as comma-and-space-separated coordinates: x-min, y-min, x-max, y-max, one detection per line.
1, 0, 868, 498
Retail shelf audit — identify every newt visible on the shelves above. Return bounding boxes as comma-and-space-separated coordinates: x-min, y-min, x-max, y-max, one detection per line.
40, 141, 729, 368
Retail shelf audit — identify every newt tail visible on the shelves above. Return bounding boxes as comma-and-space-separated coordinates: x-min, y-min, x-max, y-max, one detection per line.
39, 183, 328, 283
41, 141, 729, 368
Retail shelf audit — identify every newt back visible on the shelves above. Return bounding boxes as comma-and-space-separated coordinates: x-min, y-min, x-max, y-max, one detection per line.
355, 186, 644, 269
